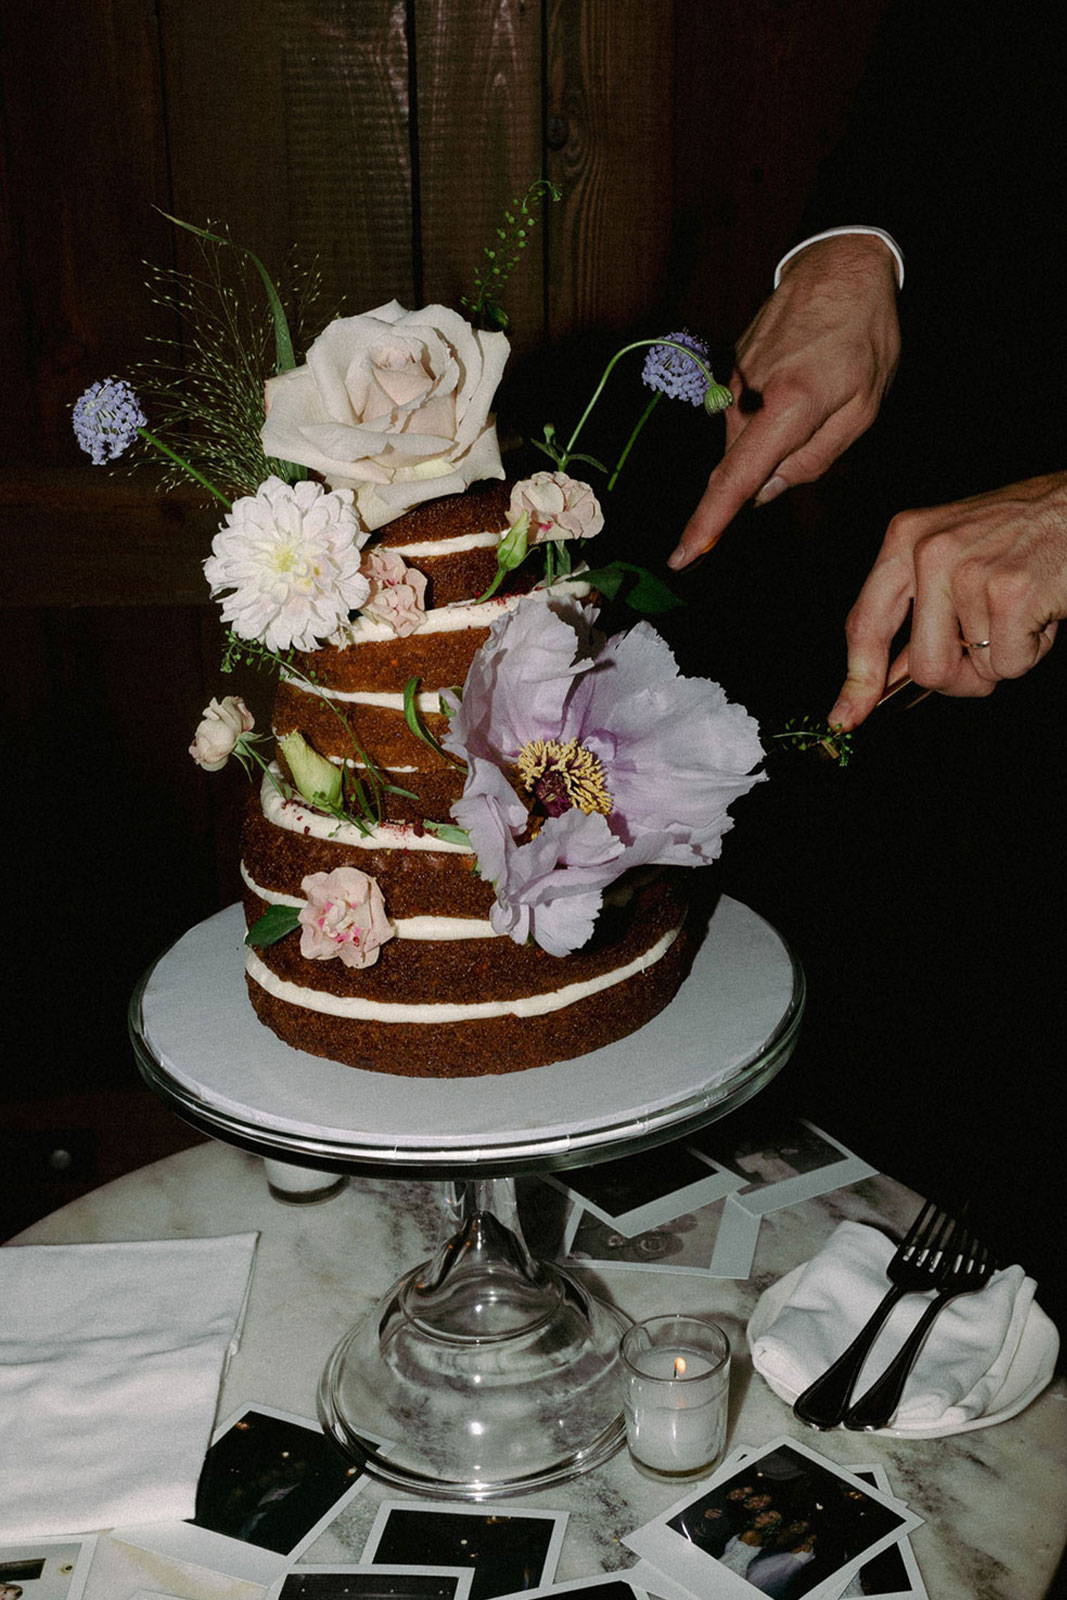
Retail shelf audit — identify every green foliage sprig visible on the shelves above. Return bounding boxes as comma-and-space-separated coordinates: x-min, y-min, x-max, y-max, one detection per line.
462, 179, 562, 331
771, 716, 855, 767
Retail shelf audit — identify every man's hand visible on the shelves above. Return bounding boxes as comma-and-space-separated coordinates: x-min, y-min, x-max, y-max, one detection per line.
829, 473, 1067, 729
668, 234, 900, 569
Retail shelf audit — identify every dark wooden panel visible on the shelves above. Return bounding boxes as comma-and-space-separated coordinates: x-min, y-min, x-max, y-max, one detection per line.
158, 0, 416, 325
545, 0, 676, 336
1, 0, 172, 463
415, 0, 547, 354
670, 0, 891, 342
0, 470, 216, 607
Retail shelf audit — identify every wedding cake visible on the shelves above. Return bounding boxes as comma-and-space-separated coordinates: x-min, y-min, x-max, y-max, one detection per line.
78, 273, 763, 1078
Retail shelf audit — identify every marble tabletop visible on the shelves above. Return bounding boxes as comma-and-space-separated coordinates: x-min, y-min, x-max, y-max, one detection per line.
9, 1138, 1066, 1600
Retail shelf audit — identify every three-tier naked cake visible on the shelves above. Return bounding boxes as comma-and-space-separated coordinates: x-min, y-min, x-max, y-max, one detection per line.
174, 297, 765, 1078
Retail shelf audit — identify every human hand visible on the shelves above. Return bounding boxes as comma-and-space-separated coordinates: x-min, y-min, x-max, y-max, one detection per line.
828, 473, 1067, 729
668, 234, 900, 569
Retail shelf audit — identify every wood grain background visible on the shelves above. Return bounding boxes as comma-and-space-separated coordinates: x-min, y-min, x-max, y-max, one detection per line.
1, 0, 888, 1226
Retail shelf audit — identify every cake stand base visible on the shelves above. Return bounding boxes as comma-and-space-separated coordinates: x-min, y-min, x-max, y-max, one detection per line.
318, 1178, 630, 1499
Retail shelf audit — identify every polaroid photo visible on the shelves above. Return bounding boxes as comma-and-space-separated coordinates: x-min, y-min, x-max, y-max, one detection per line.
362, 1501, 567, 1600
623, 1435, 921, 1600
837, 1468, 928, 1600
718, 1454, 927, 1598
0, 1537, 97, 1600
493, 1579, 649, 1600
545, 1143, 745, 1238
564, 1201, 718, 1273
266, 1567, 475, 1599
114, 1404, 376, 1586
687, 1118, 878, 1216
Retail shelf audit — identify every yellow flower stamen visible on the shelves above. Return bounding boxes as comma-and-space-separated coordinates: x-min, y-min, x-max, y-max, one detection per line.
516, 737, 613, 816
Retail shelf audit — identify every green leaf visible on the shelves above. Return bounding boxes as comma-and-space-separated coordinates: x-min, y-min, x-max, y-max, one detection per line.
421, 820, 471, 848
245, 903, 301, 947
403, 678, 462, 764
581, 560, 684, 613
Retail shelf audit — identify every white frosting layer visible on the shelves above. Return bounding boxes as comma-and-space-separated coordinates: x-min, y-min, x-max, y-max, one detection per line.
245, 923, 681, 1023
241, 863, 497, 941
390, 529, 501, 558
321, 576, 593, 650
259, 771, 472, 853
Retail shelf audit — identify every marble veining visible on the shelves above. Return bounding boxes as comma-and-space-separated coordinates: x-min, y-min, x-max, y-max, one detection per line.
9, 1139, 1065, 1600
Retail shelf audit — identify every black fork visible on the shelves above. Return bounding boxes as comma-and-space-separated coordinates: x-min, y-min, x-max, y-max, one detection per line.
844, 1227, 995, 1429
793, 1200, 959, 1430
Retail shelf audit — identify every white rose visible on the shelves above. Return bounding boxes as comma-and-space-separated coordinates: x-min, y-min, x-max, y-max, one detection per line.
261, 301, 509, 532
189, 696, 254, 771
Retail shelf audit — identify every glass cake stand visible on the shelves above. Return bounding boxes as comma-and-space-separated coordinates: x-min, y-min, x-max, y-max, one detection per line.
130, 896, 803, 1500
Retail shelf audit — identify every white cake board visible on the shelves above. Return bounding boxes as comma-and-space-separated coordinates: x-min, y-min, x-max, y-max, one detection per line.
133, 896, 802, 1170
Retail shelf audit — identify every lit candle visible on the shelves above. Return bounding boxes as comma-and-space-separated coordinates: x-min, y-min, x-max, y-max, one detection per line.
620, 1315, 731, 1477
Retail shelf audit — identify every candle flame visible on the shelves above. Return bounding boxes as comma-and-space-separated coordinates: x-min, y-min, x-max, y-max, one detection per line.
674, 1356, 687, 1377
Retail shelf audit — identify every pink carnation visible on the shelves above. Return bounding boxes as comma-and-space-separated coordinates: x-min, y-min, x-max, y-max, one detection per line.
508, 471, 604, 543
298, 866, 394, 969
360, 547, 428, 636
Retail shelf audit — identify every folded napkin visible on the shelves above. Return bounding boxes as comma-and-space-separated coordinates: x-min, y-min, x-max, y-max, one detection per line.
748, 1220, 1037, 1430
0, 1232, 258, 1539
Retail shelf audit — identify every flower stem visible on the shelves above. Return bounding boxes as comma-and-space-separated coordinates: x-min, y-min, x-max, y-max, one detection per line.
560, 339, 726, 475
138, 427, 232, 508
607, 391, 661, 491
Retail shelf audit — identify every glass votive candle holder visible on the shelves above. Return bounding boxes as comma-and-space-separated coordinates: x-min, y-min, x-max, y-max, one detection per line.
262, 1157, 346, 1204
620, 1314, 731, 1480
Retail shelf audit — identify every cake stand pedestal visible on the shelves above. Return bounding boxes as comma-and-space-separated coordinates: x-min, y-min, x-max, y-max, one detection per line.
130, 896, 803, 1499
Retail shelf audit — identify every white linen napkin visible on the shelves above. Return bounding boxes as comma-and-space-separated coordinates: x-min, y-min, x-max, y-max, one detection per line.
748, 1220, 1037, 1430
0, 1232, 258, 1539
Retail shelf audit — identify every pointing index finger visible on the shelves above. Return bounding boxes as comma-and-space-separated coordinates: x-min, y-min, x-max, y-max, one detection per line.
668, 403, 816, 569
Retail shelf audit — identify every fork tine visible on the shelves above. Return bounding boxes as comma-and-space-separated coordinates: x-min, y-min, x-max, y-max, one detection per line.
900, 1201, 953, 1270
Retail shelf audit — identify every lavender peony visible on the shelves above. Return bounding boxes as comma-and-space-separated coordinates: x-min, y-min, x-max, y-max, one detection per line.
441, 597, 765, 954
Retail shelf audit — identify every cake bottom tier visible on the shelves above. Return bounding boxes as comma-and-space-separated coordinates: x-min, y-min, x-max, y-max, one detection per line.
243, 897, 699, 1078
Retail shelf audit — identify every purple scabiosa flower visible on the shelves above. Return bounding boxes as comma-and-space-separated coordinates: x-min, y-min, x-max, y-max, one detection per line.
641, 331, 712, 406
72, 378, 147, 464
441, 595, 765, 955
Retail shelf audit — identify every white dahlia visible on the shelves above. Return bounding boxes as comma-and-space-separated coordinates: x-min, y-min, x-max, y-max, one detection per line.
203, 475, 371, 652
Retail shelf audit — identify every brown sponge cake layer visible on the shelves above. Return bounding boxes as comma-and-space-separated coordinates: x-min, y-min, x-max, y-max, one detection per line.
288, 614, 498, 697
243, 864, 687, 1005
244, 911, 698, 1078
242, 791, 491, 919
375, 481, 512, 550
273, 682, 454, 774
373, 481, 512, 608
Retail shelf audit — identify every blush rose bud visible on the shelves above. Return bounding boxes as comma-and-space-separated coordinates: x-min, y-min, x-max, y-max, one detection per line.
278, 730, 343, 810
189, 696, 255, 771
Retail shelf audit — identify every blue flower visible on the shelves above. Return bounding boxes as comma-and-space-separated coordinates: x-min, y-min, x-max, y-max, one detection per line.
72, 378, 147, 465
641, 331, 712, 406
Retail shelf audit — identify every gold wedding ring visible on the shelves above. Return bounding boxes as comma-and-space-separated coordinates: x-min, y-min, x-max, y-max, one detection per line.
962, 639, 991, 649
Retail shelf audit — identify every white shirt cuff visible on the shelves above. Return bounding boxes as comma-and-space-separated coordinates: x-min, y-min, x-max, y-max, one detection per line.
774, 226, 905, 289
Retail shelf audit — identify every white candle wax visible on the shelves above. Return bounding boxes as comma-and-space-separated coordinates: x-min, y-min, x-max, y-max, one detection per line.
621, 1318, 731, 1476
